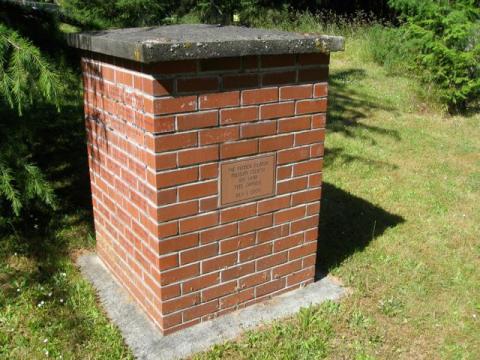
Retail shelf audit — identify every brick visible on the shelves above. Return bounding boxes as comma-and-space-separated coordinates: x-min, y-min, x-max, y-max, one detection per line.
302, 253, 317, 267
220, 107, 258, 125
292, 215, 319, 234
310, 143, 324, 158
241, 121, 277, 139
183, 300, 219, 322
100, 65, 115, 82
223, 74, 259, 89
277, 165, 292, 180
220, 233, 256, 254
161, 284, 181, 301
260, 102, 294, 120
277, 146, 310, 165
156, 167, 198, 189
313, 83, 328, 97
177, 77, 219, 93
157, 188, 177, 206
161, 263, 199, 286
295, 129, 325, 145
274, 205, 306, 225
296, 98, 327, 115
158, 221, 179, 238
274, 233, 304, 252
199, 91, 239, 109
298, 67, 329, 83
145, 60, 197, 74
220, 288, 254, 309
202, 253, 237, 273
239, 213, 273, 234
142, 78, 173, 96
179, 180, 218, 201
159, 254, 179, 271
311, 114, 326, 129
200, 196, 218, 212
162, 312, 182, 328
298, 53, 330, 65
256, 278, 285, 297
163, 318, 201, 335
272, 260, 302, 279
243, 56, 258, 69
306, 201, 320, 215
154, 132, 197, 152
308, 173, 322, 188
117, 70, 133, 87
202, 281, 237, 301
177, 111, 218, 131
162, 293, 199, 314
178, 146, 219, 167
154, 96, 197, 115
278, 116, 311, 133
151, 153, 177, 171
277, 176, 308, 194
287, 267, 315, 286
200, 57, 241, 71
261, 54, 296, 68
262, 71, 296, 86
239, 243, 272, 262
158, 233, 199, 255
220, 204, 256, 224
145, 116, 175, 133
239, 270, 270, 289
200, 163, 218, 180
292, 188, 321, 206
259, 134, 294, 152
158, 200, 198, 222
183, 272, 220, 293
199, 127, 239, 145
242, 87, 278, 105
257, 252, 288, 271
180, 212, 218, 234
221, 262, 255, 281
289, 242, 317, 260
257, 195, 291, 215
257, 225, 289, 243
279, 84, 313, 100
180, 243, 218, 265
293, 159, 323, 176
220, 139, 258, 159
200, 223, 238, 244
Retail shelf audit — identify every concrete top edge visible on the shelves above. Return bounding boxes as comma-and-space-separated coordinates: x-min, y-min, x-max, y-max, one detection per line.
66, 24, 345, 63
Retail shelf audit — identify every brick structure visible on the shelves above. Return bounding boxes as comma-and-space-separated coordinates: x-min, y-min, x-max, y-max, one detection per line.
69, 25, 343, 334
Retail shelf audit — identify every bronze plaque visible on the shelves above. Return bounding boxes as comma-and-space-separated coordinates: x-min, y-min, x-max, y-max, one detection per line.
221, 154, 276, 206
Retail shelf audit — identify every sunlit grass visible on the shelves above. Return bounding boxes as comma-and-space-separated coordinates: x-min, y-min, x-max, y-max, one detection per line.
1, 21, 479, 360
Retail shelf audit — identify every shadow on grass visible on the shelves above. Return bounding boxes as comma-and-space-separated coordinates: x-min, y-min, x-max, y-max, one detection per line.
315, 182, 404, 277
327, 68, 401, 144
324, 146, 398, 170
313, 69, 404, 277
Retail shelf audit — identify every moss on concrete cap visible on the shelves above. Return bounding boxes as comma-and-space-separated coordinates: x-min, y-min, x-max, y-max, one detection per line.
67, 24, 344, 63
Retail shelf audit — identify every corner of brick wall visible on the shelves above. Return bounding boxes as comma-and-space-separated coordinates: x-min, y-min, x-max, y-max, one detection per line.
82, 51, 329, 334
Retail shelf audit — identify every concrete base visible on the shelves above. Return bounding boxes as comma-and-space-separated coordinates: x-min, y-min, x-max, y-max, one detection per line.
78, 254, 346, 360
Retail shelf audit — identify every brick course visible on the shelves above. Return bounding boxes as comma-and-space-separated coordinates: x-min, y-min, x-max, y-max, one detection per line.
82, 52, 329, 335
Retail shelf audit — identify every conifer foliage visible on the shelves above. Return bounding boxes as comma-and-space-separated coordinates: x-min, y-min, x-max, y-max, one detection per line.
0, 10, 60, 224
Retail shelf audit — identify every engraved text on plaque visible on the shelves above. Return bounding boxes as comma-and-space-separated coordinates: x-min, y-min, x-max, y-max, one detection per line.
221, 154, 276, 206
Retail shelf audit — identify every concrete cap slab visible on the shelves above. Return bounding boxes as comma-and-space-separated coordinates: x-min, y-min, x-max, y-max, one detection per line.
66, 24, 344, 63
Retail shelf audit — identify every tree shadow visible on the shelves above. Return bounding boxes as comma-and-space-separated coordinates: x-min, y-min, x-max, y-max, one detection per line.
327, 68, 401, 145
315, 182, 404, 278
324, 146, 398, 170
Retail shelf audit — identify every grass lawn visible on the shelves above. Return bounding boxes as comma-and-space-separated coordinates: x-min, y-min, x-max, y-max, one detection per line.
1, 33, 479, 359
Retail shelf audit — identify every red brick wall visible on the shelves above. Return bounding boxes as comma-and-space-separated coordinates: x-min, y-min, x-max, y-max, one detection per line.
82, 52, 329, 334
